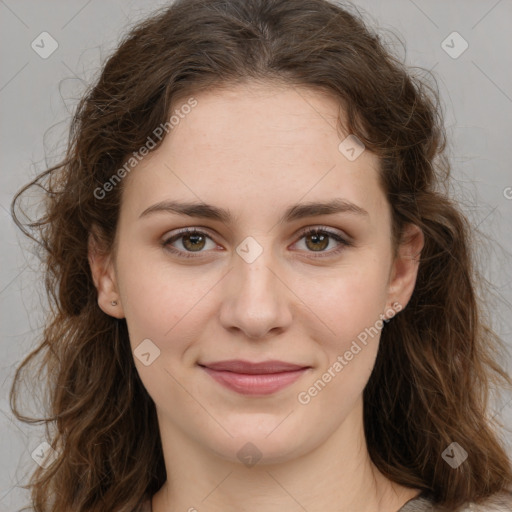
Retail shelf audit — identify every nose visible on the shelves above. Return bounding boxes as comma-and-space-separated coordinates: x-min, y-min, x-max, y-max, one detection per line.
218, 242, 293, 340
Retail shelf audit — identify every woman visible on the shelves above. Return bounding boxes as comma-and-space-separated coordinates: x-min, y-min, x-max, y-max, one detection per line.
10, 0, 512, 511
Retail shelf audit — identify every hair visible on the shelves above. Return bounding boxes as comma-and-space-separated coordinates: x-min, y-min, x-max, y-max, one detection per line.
9, 0, 512, 511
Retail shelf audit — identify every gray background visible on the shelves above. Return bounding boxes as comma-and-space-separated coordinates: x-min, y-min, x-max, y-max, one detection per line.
1, 0, 511, 510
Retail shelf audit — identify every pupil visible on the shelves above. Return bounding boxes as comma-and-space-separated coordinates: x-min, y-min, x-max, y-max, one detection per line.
308, 233, 328, 251
184, 234, 204, 251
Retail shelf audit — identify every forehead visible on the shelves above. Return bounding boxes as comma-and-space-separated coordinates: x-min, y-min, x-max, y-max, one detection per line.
120, 82, 388, 227
171, 82, 346, 154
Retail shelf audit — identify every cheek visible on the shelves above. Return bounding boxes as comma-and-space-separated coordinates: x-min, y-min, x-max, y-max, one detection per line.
305, 259, 390, 346
295, 266, 388, 414
116, 248, 231, 373
115, 248, 197, 352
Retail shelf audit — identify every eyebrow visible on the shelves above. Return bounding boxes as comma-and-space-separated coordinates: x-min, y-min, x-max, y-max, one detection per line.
138, 198, 369, 224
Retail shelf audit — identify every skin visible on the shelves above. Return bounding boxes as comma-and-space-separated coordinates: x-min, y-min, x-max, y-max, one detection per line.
89, 82, 425, 512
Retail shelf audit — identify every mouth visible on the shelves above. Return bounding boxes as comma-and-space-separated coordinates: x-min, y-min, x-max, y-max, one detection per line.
198, 359, 311, 396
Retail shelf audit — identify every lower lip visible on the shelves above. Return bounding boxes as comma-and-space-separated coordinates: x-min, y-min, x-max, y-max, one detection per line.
200, 366, 309, 395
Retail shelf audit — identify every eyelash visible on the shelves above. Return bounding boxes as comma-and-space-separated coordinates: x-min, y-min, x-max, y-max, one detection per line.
162, 226, 352, 259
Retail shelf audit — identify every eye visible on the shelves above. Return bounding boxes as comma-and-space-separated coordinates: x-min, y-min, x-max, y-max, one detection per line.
162, 228, 219, 259
292, 226, 352, 257
162, 226, 352, 259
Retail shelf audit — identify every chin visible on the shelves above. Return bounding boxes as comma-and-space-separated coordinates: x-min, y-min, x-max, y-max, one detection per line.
201, 417, 314, 466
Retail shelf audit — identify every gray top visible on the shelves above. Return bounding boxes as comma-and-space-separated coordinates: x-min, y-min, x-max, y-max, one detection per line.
398, 491, 512, 511
397, 493, 434, 511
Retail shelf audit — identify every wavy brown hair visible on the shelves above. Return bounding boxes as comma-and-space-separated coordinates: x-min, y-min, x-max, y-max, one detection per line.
9, 0, 512, 511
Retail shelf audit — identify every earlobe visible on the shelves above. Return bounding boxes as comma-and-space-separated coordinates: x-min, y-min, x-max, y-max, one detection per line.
386, 223, 424, 312
87, 232, 125, 319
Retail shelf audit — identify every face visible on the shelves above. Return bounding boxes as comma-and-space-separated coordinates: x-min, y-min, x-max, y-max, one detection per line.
90, 82, 423, 465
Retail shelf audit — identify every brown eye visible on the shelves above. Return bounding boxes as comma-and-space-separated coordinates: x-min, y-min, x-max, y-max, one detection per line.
293, 227, 352, 257
304, 231, 330, 251
162, 228, 217, 258
181, 232, 206, 251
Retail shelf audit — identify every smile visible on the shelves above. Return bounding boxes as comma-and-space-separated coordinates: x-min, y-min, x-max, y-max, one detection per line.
198, 360, 311, 395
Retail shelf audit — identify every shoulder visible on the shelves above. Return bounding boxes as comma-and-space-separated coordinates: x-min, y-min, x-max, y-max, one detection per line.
459, 491, 512, 511
400, 491, 512, 512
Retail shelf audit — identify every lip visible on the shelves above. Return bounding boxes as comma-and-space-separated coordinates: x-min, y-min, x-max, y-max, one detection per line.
199, 359, 311, 396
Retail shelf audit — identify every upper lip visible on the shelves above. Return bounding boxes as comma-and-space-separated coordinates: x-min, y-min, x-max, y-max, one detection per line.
199, 360, 310, 374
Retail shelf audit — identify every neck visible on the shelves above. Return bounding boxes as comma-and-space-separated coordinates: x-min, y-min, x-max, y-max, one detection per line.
152, 398, 420, 512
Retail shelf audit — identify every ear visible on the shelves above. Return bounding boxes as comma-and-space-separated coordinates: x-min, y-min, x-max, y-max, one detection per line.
88, 229, 125, 319
386, 223, 424, 315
